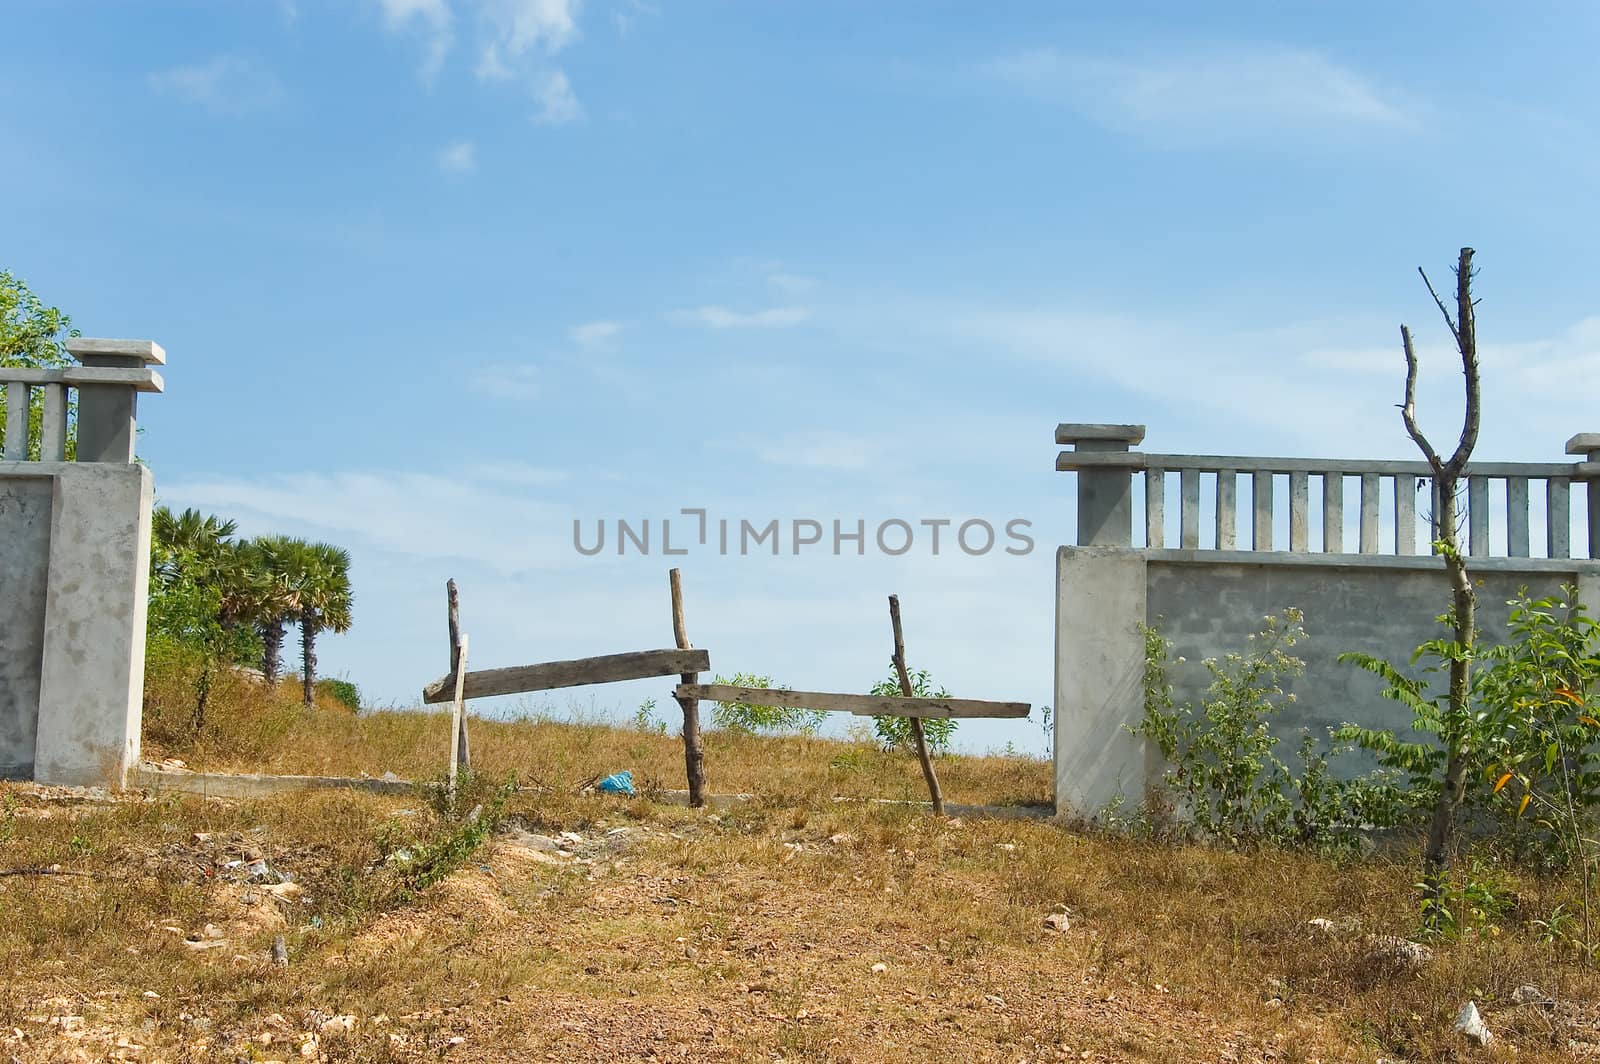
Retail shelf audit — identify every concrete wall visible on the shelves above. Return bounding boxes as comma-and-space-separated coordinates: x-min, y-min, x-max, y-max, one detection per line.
0, 474, 55, 777
1055, 545, 1600, 816
0, 462, 154, 789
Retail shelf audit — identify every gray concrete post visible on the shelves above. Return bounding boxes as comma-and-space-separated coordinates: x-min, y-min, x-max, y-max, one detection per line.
1056, 424, 1145, 547
65, 339, 165, 464
1054, 546, 1150, 816
1567, 433, 1600, 560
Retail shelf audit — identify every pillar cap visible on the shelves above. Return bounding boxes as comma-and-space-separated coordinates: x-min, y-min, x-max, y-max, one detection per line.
1566, 433, 1600, 456
66, 339, 165, 367
1055, 423, 1146, 446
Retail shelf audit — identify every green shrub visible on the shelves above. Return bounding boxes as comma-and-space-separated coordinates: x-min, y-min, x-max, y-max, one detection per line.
316, 677, 362, 712
710, 673, 824, 735
1135, 609, 1384, 850
1339, 587, 1600, 870
870, 669, 957, 753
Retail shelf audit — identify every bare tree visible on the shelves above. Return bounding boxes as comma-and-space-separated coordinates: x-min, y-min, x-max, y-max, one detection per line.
1398, 247, 1482, 898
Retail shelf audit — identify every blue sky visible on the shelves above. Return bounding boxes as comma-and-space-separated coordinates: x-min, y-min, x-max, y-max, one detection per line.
6, 1, 1599, 756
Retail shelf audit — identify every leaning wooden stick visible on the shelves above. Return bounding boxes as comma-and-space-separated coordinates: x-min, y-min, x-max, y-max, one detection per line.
888, 594, 944, 816
446, 579, 470, 771
447, 632, 470, 804
670, 568, 706, 807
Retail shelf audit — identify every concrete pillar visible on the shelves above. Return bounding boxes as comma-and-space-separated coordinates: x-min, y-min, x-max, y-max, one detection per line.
1567, 433, 1600, 560
65, 339, 165, 464
31, 463, 154, 788
1054, 546, 1150, 816
1056, 423, 1145, 547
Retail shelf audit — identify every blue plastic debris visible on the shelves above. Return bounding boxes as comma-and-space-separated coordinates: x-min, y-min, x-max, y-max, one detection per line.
596, 770, 635, 796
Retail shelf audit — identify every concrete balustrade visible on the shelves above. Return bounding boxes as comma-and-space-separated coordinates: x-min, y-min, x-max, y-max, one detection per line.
1, 339, 164, 788
1052, 423, 1600, 818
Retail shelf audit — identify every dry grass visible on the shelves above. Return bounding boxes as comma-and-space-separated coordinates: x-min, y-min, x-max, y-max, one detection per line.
6, 671, 1599, 1060
5, 776, 1600, 1062
142, 666, 1053, 809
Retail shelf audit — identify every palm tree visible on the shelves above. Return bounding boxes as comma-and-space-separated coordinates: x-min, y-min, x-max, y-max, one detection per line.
247, 535, 302, 687
280, 541, 353, 707
151, 507, 247, 730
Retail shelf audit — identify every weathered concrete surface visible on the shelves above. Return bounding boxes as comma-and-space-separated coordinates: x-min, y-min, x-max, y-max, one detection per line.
32, 463, 153, 788
1145, 555, 1597, 778
0, 471, 56, 778
136, 764, 416, 799
1054, 546, 1151, 814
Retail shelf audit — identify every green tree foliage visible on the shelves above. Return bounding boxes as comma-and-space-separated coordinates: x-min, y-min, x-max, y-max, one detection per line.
148, 509, 355, 724
0, 269, 77, 459
1340, 588, 1600, 868
278, 540, 353, 707
870, 669, 957, 753
710, 674, 824, 735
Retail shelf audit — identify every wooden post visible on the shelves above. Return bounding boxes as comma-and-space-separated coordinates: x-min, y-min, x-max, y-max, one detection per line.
888, 594, 943, 816
446, 579, 470, 771
669, 569, 706, 807
447, 633, 470, 805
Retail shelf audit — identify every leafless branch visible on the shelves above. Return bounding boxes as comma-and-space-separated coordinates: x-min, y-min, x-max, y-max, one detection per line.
1419, 266, 1460, 345
1445, 247, 1481, 474
1400, 324, 1445, 476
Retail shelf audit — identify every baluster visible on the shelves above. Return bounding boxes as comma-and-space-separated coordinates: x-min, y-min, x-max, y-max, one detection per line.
1548, 477, 1571, 559
1289, 471, 1309, 552
1216, 470, 1237, 550
1180, 468, 1200, 549
1322, 473, 1343, 553
39, 383, 68, 462
1144, 468, 1165, 549
1507, 477, 1530, 558
1430, 478, 1444, 554
1395, 473, 1420, 556
3, 381, 27, 460
1252, 471, 1273, 551
1359, 473, 1380, 554
1468, 476, 1490, 557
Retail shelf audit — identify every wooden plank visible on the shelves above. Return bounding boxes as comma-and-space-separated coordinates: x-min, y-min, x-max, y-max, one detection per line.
1180, 468, 1200, 549
1216, 470, 1236, 550
1144, 468, 1165, 548
1548, 477, 1571, 559
3, 381, 26, 460
1508, 477, 1530, 558
1359, 473, 1380, 554
445, 580, 469, 771
670, 568, 705, 808
1468, 476, 1490, 557
1322, 473, 1343, 553
422, 647, 711, 703
889, 594, 942, 816
447, 633, 469, 801
678, 684, 1029, 720
1252, 472, 1273, 551
1288, 471, 1308, 552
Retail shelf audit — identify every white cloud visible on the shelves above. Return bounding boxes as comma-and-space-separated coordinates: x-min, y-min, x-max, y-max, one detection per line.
471, 363, 540, 399
757, 432, 876, 472
437, 140, 478, 175
669, 305, 811, 330
982, 45, 1415, 143
767, 272, 818, 296
148, 57, 284, 113
611, 0, 657, 36
475, 0, 583, 79
375, 0, 455, 81
532, 69, 583, 124
570, 320, 622, 348
163, 467, 569, 573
